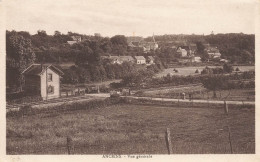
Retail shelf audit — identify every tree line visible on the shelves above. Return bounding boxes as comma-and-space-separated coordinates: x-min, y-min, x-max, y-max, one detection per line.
6, 30, 255, 91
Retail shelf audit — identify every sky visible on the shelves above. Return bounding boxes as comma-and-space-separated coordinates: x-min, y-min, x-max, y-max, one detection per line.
4, 0, 257, 37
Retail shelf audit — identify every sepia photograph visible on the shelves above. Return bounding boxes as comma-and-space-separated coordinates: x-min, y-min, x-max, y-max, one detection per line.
1, 0, 258, 158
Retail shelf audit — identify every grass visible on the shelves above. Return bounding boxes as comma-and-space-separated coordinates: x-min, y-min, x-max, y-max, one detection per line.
6, 103, 254, 154
157, 65, 254, 77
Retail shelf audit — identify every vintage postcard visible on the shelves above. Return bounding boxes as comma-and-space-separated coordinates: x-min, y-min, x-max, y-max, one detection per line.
0, 0, 259, 161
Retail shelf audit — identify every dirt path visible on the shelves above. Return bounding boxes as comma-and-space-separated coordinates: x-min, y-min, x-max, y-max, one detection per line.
6, 94, 107, 112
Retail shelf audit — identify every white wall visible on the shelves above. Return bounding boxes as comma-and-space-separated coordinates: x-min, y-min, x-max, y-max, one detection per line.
137, 60, 146, 64
41, 68, 60, 100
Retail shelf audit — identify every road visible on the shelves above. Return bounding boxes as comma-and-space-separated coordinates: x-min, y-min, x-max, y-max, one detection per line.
6, 94, 108, 113
121, 96, 255, 105
7, 92, 254, 113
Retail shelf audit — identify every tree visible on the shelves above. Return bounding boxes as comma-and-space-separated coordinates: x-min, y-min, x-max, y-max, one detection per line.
75, 46, 93, 66
6, 33, 36, 89
200, 50, 209, 62
196, 41, 205, 53
240, 50, 253, 64
54, 31, 61, 36
110, 35, 127, 46
121, 69, 154, 87
37, 30, 47, 37
223, 63, 233, 73
201, 75, 227, 98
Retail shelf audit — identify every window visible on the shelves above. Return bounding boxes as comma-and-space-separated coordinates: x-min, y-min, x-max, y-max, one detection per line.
47, 85, 54, 94
48, 74, 52, 82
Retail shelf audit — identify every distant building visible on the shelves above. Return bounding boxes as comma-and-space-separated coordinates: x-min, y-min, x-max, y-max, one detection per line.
71, 36, 81, 42
191, 56, 202, 63
220, 59, 229, 63
127, 34, 158, 53
176, 45, 197, 57
22, 64, 64, 100
119, 56, 135, 63
177, 46, 188, 57
106, 56, 121, 64
67, 41, 77, 45
206, 47, 221, 59
189, 44, 197, 55
134, 56, 146, 64
67, 35, 81, 45
101, 55, 135, 64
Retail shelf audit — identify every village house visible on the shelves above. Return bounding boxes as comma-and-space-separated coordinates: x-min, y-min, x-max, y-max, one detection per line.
134, 56, 146, 64
176, 45, 197, 57
176, 46, 188, 57
67, 35, 82, 45
22, 64, 64, 100
206, 47, 221, 59
101, 55, 135, 64
189, 43, 197, 55
191, 56, 202, 63
106, 56, 122, 64
127, 34, 158, 53
119, 56, 135, 63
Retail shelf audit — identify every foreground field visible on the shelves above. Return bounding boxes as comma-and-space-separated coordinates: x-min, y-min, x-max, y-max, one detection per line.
7, 104, 254, 154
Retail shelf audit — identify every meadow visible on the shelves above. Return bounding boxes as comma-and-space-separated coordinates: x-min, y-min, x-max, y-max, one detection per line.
7, 103, 254, 154
157, 66, 255, 77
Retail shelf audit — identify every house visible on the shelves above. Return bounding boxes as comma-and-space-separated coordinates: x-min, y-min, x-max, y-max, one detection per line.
206, 47, 221, 59
220, 59, 229, 63
119, 56, 135, 63
22, 64, 64, 100
71, 36, 82, 42
67, 41, 77, 45
146, 56, 155, 64
176, 47, 188, 57
107, 56, 121, 64
189, 44, 197, 55
128, 34, 158, 53
101, 55, 135, 64
191, 56, 202, 63
176, 45, 197, 57
67, 35, 82, 45
134, 56, 146, 64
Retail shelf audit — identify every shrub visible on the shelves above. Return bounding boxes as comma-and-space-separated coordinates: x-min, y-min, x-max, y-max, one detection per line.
223, 63, 233, 73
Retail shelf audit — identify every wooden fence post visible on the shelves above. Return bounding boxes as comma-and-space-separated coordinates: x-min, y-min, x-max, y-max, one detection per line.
224, 101, 228, 115
67, 136, 73, 155
165, 128, 173, 154
228, 126, 233, 154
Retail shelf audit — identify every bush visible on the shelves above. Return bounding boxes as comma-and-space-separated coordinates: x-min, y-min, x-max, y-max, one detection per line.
223, 63, 233, 73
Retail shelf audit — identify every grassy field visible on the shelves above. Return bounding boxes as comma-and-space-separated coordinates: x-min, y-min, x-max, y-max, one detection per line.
7, 103, 254, 154
157, 66, 255, 77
